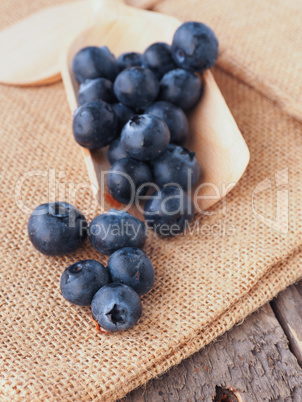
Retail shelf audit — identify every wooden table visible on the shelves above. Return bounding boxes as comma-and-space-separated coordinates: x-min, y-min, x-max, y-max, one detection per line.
122, 281, 302, 401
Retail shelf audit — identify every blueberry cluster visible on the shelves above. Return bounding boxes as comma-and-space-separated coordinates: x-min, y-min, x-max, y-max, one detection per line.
28, 204, 155, 331
27, 21, 219, 332
72, 21, 218, 237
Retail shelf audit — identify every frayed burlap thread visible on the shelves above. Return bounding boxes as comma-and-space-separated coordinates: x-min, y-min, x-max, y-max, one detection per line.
1, 1, 302, 401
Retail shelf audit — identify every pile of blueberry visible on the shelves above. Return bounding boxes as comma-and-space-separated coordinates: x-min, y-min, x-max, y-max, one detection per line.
27, 21, 219, 332
72, 21, 218, 237
28, 204, 152, 331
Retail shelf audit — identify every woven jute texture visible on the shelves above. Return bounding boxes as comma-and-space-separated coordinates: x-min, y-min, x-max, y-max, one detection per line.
155, 0, 302, 123
1, 0, 302, 401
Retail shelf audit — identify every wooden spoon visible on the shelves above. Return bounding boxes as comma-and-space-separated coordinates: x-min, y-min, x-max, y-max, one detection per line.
0, 0, 156, 86
61, 0, 250, 218
0, 1, 92, 86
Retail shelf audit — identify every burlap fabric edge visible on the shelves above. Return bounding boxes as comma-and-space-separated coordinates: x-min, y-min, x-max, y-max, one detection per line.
1, 1, 302, 401
111, 250, 302, 401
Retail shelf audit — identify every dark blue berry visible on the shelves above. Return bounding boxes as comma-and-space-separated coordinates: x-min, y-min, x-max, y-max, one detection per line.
60, 260, 111, 306
107, 138, 128, 165
72, 46, 117, 83
113, 67, 159, 110
27, 202, 87, 256
73, 99, 118, 150
171, 21, 219, 72
107, 158, 152, 204
159, 68, 202, 110
117, 52, 143, 72
151, 144, 200, 191
89, 209, 146, 255
108, 247, 155, 295
78, 78, 116, 105
112, 103, 134, 132
145, 101, 189, 145
91, 283, 142, 332
121, 114, 170, 161
144, 186, 194, 237
143, 42, 176, 79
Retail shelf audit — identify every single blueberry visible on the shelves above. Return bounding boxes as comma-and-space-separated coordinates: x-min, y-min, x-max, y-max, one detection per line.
171, 21, 219, 72
89, 209, 146, 255
108, 247, 155, 295
143, 42, 176, 79
91, 283, 142, 332
117, 52, 143, 72
78, 78, 116, 105
73, 99, 118, 150
107, 158, 152, 204
112, 103, 134, 132
145, 101, 189, 145
151, 144, 201, 191
27, 202, 87, 256
144, 186, 194, 237
113, 66, 159, 110
60, 260, 111, 306
121, 114, 170, 161
72, 46, 117, 83
159, 68, 203, 110
107, 138, 128, 165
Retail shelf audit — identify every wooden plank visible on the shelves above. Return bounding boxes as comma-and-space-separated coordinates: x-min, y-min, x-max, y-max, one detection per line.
296, 281, 302, 297
271, 283, 302, 367
122, 304, 302, 401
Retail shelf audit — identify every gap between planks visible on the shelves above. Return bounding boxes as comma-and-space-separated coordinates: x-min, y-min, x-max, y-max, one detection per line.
121, 281, 302, 402
271, 282, 302, 368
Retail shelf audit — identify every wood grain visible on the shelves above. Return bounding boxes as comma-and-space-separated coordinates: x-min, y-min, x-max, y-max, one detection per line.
271, 284, 302, 367
122, 303, 302, 401
296, 281, 302, 297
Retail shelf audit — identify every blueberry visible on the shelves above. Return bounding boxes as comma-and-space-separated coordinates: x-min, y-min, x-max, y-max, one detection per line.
107, 138, 127, 165
121, 114, 170, 161
60, 260, 110, 306
171, 21, 219, 72
72, 46, 117, 83
143, 42, 176, 79
28, 202, 87, 256
107, 158, 152, 204
117, 52, 143, 71
151, 144, 200, 191
112, 103, 134, 132
78, 78, 116, 105
144, 186, 194, 237
145, 101, 189, 145
113, 67, 159, 110
108, 247, 155, 295
73, 99, 118, 150
91, 283, 142, 332
159, 68, 203, 110
89, 209, 146, 255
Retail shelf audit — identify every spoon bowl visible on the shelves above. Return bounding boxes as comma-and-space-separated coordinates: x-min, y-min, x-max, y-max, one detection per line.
61, 0, 250, 219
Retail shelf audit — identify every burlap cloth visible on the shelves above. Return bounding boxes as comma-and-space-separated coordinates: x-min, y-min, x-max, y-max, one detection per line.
1, 0, 302, 400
